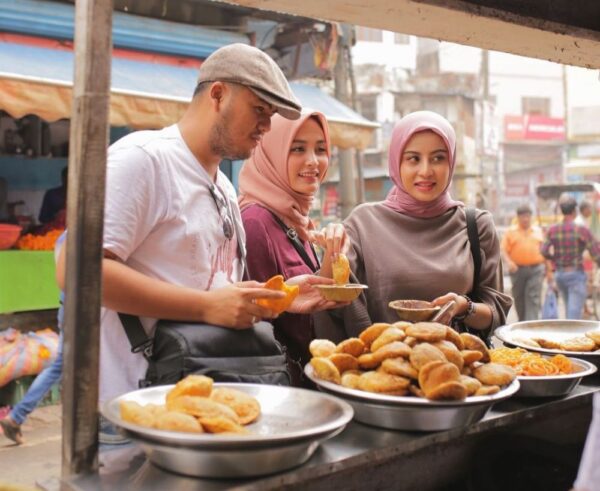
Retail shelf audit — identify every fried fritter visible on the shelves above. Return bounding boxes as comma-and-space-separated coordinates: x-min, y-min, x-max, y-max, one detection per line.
405, 322, 447, 343
408, 384, 425, 398
427, 381, 467, 401
473, 363, 516, 386
459, 333, 490, 362
404, 336, 418, 347
357, 370, 410, 395
199, 416, 249, 434
585, 330, 600, 346
475, 385, 500, 396
328, 353, 360, 373
433, 340, 464, 371
512, 337, 541, 349
358, 353, 381, 370
309, 339, 337, 358
336, 338, 366, 357
380, 357, 418, 379
359, 323, 392, 348
461, 349, 484, 365
371, 327, 407, 352
210, 388, 261, 425
409, 343, 446, 370
154, 411, 203, 433
166, 395, 240, 424
534, 338, 562, 350
341, 371, 362, 389
561, 336, 597, 352
166, 375, 213, 405
418, 361, 461, 397
372, 341, 412, 363
445, 327, 465, 350
310, 357, 342, 384
459, 375, 482, 396
120, 400, 155, 428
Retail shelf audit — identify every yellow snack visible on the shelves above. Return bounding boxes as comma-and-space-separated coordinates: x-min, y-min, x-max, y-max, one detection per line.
120, 400, 155, 428
332, 253, 350, 285
256, 275, 300, 314
166, 374, 213, 405
210, 388, 261, 425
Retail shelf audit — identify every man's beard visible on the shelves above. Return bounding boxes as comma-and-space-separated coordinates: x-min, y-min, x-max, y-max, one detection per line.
209, 109, 251, 160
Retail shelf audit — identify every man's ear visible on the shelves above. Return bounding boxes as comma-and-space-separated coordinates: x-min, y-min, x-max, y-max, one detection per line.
209, 82, 226, 110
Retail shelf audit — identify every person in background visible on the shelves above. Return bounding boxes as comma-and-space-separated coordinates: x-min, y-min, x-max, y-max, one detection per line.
39, 167, 67, 225
542, 196, 600, 319
500, 204, 546, 321
575, 200, 592, 229
238, 111, 348, 386
317, 111, 511, 340
0, 232, 66, 444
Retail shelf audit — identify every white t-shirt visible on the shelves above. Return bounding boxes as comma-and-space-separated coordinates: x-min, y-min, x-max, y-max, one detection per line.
100, 124, 244, 402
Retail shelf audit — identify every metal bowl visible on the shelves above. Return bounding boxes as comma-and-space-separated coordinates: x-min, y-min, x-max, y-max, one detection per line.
102, 383, 353, 478
515, 356, 597, 398
314, 284, 368, 302
388, 299, 441, 322
304, 365, 520, 431
495, 320, 600, 368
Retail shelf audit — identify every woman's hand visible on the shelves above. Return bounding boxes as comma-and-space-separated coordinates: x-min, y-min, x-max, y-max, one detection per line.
286, 274, 351, 314
309, 223, 349, 278
431, 293, 469, 325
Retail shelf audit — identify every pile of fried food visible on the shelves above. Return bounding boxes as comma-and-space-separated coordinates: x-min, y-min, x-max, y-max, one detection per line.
119, 375, 260, 435
490, 347, 574, 376
309, 321, 516, 401
515, 329, 600, 353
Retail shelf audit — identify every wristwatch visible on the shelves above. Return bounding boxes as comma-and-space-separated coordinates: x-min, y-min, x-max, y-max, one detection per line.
454, 295, 475, 321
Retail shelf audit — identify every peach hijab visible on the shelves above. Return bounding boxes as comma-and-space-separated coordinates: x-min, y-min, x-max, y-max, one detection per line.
238, 111, 330, 240
384, 111, 463, 218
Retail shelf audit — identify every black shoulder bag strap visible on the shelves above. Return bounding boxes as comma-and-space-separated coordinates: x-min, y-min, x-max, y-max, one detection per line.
465, 207, 481, 295
265, 209, 320, 273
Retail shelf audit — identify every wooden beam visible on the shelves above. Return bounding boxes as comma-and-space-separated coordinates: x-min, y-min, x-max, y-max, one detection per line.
61, 0, 112, 478
215, 0, 600, 68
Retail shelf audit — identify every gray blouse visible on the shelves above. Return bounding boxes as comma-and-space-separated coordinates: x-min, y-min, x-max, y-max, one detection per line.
315, 203, 512, 340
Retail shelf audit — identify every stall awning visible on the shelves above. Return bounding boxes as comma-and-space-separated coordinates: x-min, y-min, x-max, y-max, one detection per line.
0, 36, 378, 149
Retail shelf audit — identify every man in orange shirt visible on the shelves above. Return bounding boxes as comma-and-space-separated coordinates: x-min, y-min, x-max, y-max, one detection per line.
501, 204, 546, 321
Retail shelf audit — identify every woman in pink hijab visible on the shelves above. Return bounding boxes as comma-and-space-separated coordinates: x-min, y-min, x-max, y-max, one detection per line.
239, 111, 348, 386
317, 111, 511, 344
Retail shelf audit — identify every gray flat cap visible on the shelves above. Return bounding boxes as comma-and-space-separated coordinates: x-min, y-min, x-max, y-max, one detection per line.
197, 43, 301, 120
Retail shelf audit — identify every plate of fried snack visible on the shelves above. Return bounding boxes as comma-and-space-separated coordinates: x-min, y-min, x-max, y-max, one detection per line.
314, 253, 368, 302
489, 346, 597, 397
102, 375, 353, 478
495, 320, 600, 368
304, 321, 520, 431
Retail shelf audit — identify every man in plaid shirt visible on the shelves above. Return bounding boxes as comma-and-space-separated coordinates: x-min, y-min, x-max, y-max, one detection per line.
542, 196, 600, 319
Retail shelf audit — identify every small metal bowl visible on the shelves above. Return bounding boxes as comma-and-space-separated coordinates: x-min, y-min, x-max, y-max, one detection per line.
515, 356, 597, 398
388, 299, 441, 322
102, 383, 353, 478
305, 365, 520, 432
315, 284, 368, 302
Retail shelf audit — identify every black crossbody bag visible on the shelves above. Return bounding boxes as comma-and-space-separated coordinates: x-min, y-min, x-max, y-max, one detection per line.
119, 192, 290, 388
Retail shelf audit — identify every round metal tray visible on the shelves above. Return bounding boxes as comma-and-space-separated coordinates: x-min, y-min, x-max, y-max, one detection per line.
304, 365, 520, 431
102, 383, 353, 478
495, 320, 600, 368
515, 356, 597, 398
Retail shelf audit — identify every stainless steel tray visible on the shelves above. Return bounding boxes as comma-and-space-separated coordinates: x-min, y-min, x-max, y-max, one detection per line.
495, 320, 600, 368
304, 365, 520, 431
102, 383, 353, 478
516, 356, 597, 398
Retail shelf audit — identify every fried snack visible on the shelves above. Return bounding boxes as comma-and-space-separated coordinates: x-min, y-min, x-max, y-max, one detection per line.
405, 322, 447, 343
310, 357, 342, 384
359, 323, 392, 348
336, 338, 366, 357
473, 363, 516, 386
585, 330, 600, 346
459, 333, 490, 362
166, 395, 240, 424
533, 338, 562, 350
358, 353, 380, 370
512, 337, 541, 349
210, 388, 261, 425
404, 336, 418, 347
445, 327, 465, 350
154, 411, 204, 433
372, 341, 412, 363
459, 375, 482, 396
428, 381, 468, 401
433, 340, 464, 371
332, 253, 351, 285
418, 361, 461, 397
475, 385, 500, 396
199, 416, 249, 434
329, 353, 360, 373
490, 347, 574, 376
561, 336, 597, 352
461, 350, 483, 365
341, 371, 362, 389
309, 339, 337, 358
357, 370, 410, 395
409, 343, 446, 370
550, 354, 573, 374
256, 275, 300, 314
408, 384, 425, 398
145, 403, 168, 418
120, 400, 155, 428
166, 374, 213, 405
380, 357, 418, 379
371, 327, 407, 352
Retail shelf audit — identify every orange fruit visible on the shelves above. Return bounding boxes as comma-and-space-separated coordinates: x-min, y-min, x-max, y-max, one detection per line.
256, 275, 299, 314
332, 253, 350, 285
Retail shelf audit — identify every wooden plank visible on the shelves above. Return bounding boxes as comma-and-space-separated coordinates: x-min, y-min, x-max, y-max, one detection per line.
216, 0, 600, 68
61, 0, 112, 478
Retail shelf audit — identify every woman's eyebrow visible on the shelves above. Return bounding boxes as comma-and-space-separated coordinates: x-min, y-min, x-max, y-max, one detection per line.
292, 139, 327, 144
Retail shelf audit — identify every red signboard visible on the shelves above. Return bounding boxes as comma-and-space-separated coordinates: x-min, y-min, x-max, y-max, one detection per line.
504, 115, 565, 141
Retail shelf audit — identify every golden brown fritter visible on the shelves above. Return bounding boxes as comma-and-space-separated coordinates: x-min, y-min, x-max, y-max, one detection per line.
473, 363, 516, 386
336, 338, 366, 357
461, 350, 484, 365
427, 381, 467, 401
475, 385, 500, 396
309, 339, 337, 358
560, 336, 597, 352
405, 322, 447, 343
380, 357, 418, 379
409, 343, 446, 370
445, 327, 465, 350
433, 340, 464, 371
371, 327, 407, 352
359, 323, 392, 348
357, 370, 410, 395
358, 353, 381, 370
153, 411, 203, 433
418, 361, 461, 397
534, 338, 563, 350
166, 395, 240, 424
459, 375, 482, 396
210, 388, 261, 425
166, 375, 213, 405
120, 400, 155, 428
341, 371, 362, 389
328, 353, 360, 373
310, 357, 342, 384
199, 416, 249, 434
372, 341, 412, 363
585, 330, 600, 346
459, 333, 490, 362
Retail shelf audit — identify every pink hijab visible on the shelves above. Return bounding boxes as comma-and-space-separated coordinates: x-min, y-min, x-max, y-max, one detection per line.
238, 111, 330, 240
384, 111, 463, 218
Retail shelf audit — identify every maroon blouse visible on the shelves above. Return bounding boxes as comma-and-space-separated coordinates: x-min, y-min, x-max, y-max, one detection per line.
241, 204, 319, 386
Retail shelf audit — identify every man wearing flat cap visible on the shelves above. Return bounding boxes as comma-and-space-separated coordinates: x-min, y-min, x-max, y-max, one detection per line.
57, 43, 335, 442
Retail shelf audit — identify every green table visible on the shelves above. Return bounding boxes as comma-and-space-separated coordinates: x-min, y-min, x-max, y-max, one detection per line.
0, 251, 60, 314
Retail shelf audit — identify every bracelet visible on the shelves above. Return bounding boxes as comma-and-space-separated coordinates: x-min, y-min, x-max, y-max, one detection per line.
454, 295, 475, 321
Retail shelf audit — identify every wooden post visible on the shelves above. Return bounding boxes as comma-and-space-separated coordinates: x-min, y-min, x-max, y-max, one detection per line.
61, 0, 112, 478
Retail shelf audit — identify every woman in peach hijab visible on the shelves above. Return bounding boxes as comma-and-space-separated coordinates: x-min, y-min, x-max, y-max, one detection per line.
238, 111, 347, 386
